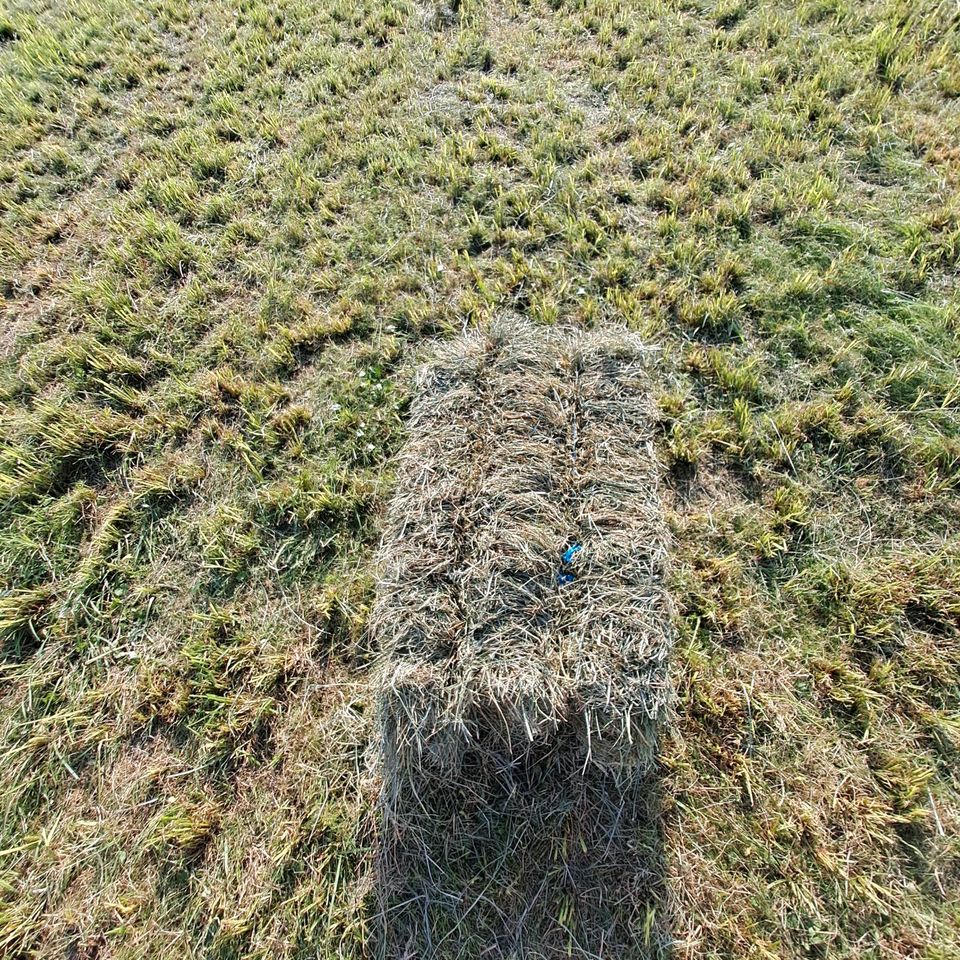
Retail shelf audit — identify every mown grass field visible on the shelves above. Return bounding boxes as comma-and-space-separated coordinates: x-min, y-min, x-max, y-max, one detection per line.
1, 0, 958, 956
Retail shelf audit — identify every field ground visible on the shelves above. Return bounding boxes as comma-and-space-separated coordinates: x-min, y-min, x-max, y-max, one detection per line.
1, 0, 959, 956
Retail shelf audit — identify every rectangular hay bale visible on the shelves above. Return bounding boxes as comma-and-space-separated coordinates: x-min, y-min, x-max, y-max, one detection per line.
372, 320, 673, 796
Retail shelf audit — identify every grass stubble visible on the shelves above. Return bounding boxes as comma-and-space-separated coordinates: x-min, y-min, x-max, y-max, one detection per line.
0, 0, 958, 957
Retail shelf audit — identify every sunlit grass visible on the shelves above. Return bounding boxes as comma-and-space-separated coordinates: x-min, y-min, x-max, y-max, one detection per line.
0, 0, 958, 956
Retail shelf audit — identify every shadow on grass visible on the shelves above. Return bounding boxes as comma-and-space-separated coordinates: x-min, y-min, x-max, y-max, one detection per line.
374, 733, 670, 960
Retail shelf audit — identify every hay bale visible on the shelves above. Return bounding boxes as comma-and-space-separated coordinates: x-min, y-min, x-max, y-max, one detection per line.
372, 320, 673, 796
370, 320, 674, 956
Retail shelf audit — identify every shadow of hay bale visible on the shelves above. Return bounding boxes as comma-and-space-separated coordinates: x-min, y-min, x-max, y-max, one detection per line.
371, 320, 674, 956
375, 733, 669, 959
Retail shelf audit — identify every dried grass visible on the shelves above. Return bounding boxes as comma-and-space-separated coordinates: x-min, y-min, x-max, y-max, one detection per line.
370, 319, 673, 956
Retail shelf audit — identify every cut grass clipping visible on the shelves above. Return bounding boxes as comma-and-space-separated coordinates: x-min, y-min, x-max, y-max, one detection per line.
372, 320, 672, 956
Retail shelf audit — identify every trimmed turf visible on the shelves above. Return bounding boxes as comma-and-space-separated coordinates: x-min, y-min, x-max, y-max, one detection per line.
0, 0, 958, 957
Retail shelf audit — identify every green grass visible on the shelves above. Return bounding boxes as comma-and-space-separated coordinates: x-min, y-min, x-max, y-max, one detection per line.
1, 0, 958, 956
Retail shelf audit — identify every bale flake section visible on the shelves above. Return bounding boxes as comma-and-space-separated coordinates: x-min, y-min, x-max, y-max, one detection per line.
372, 321, 672, 796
